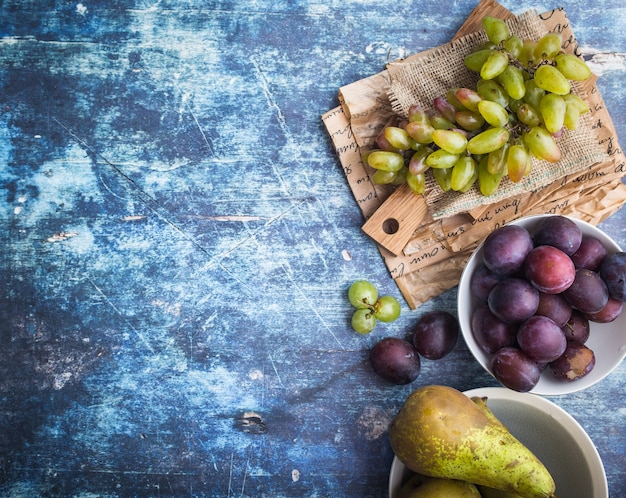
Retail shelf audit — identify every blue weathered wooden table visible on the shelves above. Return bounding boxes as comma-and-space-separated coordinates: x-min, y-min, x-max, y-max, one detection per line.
1, 1, 624, 496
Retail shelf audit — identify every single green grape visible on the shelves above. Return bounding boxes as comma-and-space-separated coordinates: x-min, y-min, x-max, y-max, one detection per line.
406, 121, 435, 144
540, 93, 566, 134
563, 101, 580, 130
433, 96, 458, 122
524, 126, 562, 163
507, 144, 530, 183
371, 168, 398, 185
477, 154, 504, 196
455, 87, 482, 112
554, 53, 592, 81
519, 40, 537, 67
432, 167, 452, 192
458, 167, 479, 193
348, 280, 378, 309
429, 114, 455, 130
466, 127, 510, 155
533, 65, 571, 95
351, 308, 377, 334
517, 102, 542, 127
498, 64, 526, 100
533, 32, 562, 60
476, 79, 510, 108
482, 16, 510, 44
480, 50, 509, 80
384, 126, 413, 151
367, 150, 405, 172
477, 99, 509, 128
376, 130, 401, 152
373, 295, 401, 322
454, 110, 485, 131
406, 171, 426, 194
487, 143, 510, 175
508, 97, 523, 114
408, 147, 432, 175
503, 35, 523, 58
408, 105, 429, 123
523, 148, 533, 177
523, 79, 546, 109
431, 129, 468, 154
450, 156, 477, 191
425, 149, 460, 169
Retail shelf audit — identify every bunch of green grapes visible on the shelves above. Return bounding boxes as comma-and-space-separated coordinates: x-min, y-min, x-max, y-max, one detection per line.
362, 16, 592, 197
348, 280, 401, 334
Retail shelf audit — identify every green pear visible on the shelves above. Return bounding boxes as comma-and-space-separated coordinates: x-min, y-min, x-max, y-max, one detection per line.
389, 385, 556, 498
398, 473, 481, 497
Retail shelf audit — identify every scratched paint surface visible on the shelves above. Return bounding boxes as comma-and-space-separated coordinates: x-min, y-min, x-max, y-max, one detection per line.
1, 1, 625, 496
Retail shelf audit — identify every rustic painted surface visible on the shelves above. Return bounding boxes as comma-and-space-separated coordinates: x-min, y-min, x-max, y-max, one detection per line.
1, 1, 625, 496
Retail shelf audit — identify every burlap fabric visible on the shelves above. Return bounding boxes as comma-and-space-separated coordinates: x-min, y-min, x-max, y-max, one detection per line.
385, 11, 607, 219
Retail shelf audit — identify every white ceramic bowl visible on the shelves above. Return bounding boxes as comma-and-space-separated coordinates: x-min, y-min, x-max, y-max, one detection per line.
388, 387, 608, 498
458, 214, 626, 395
